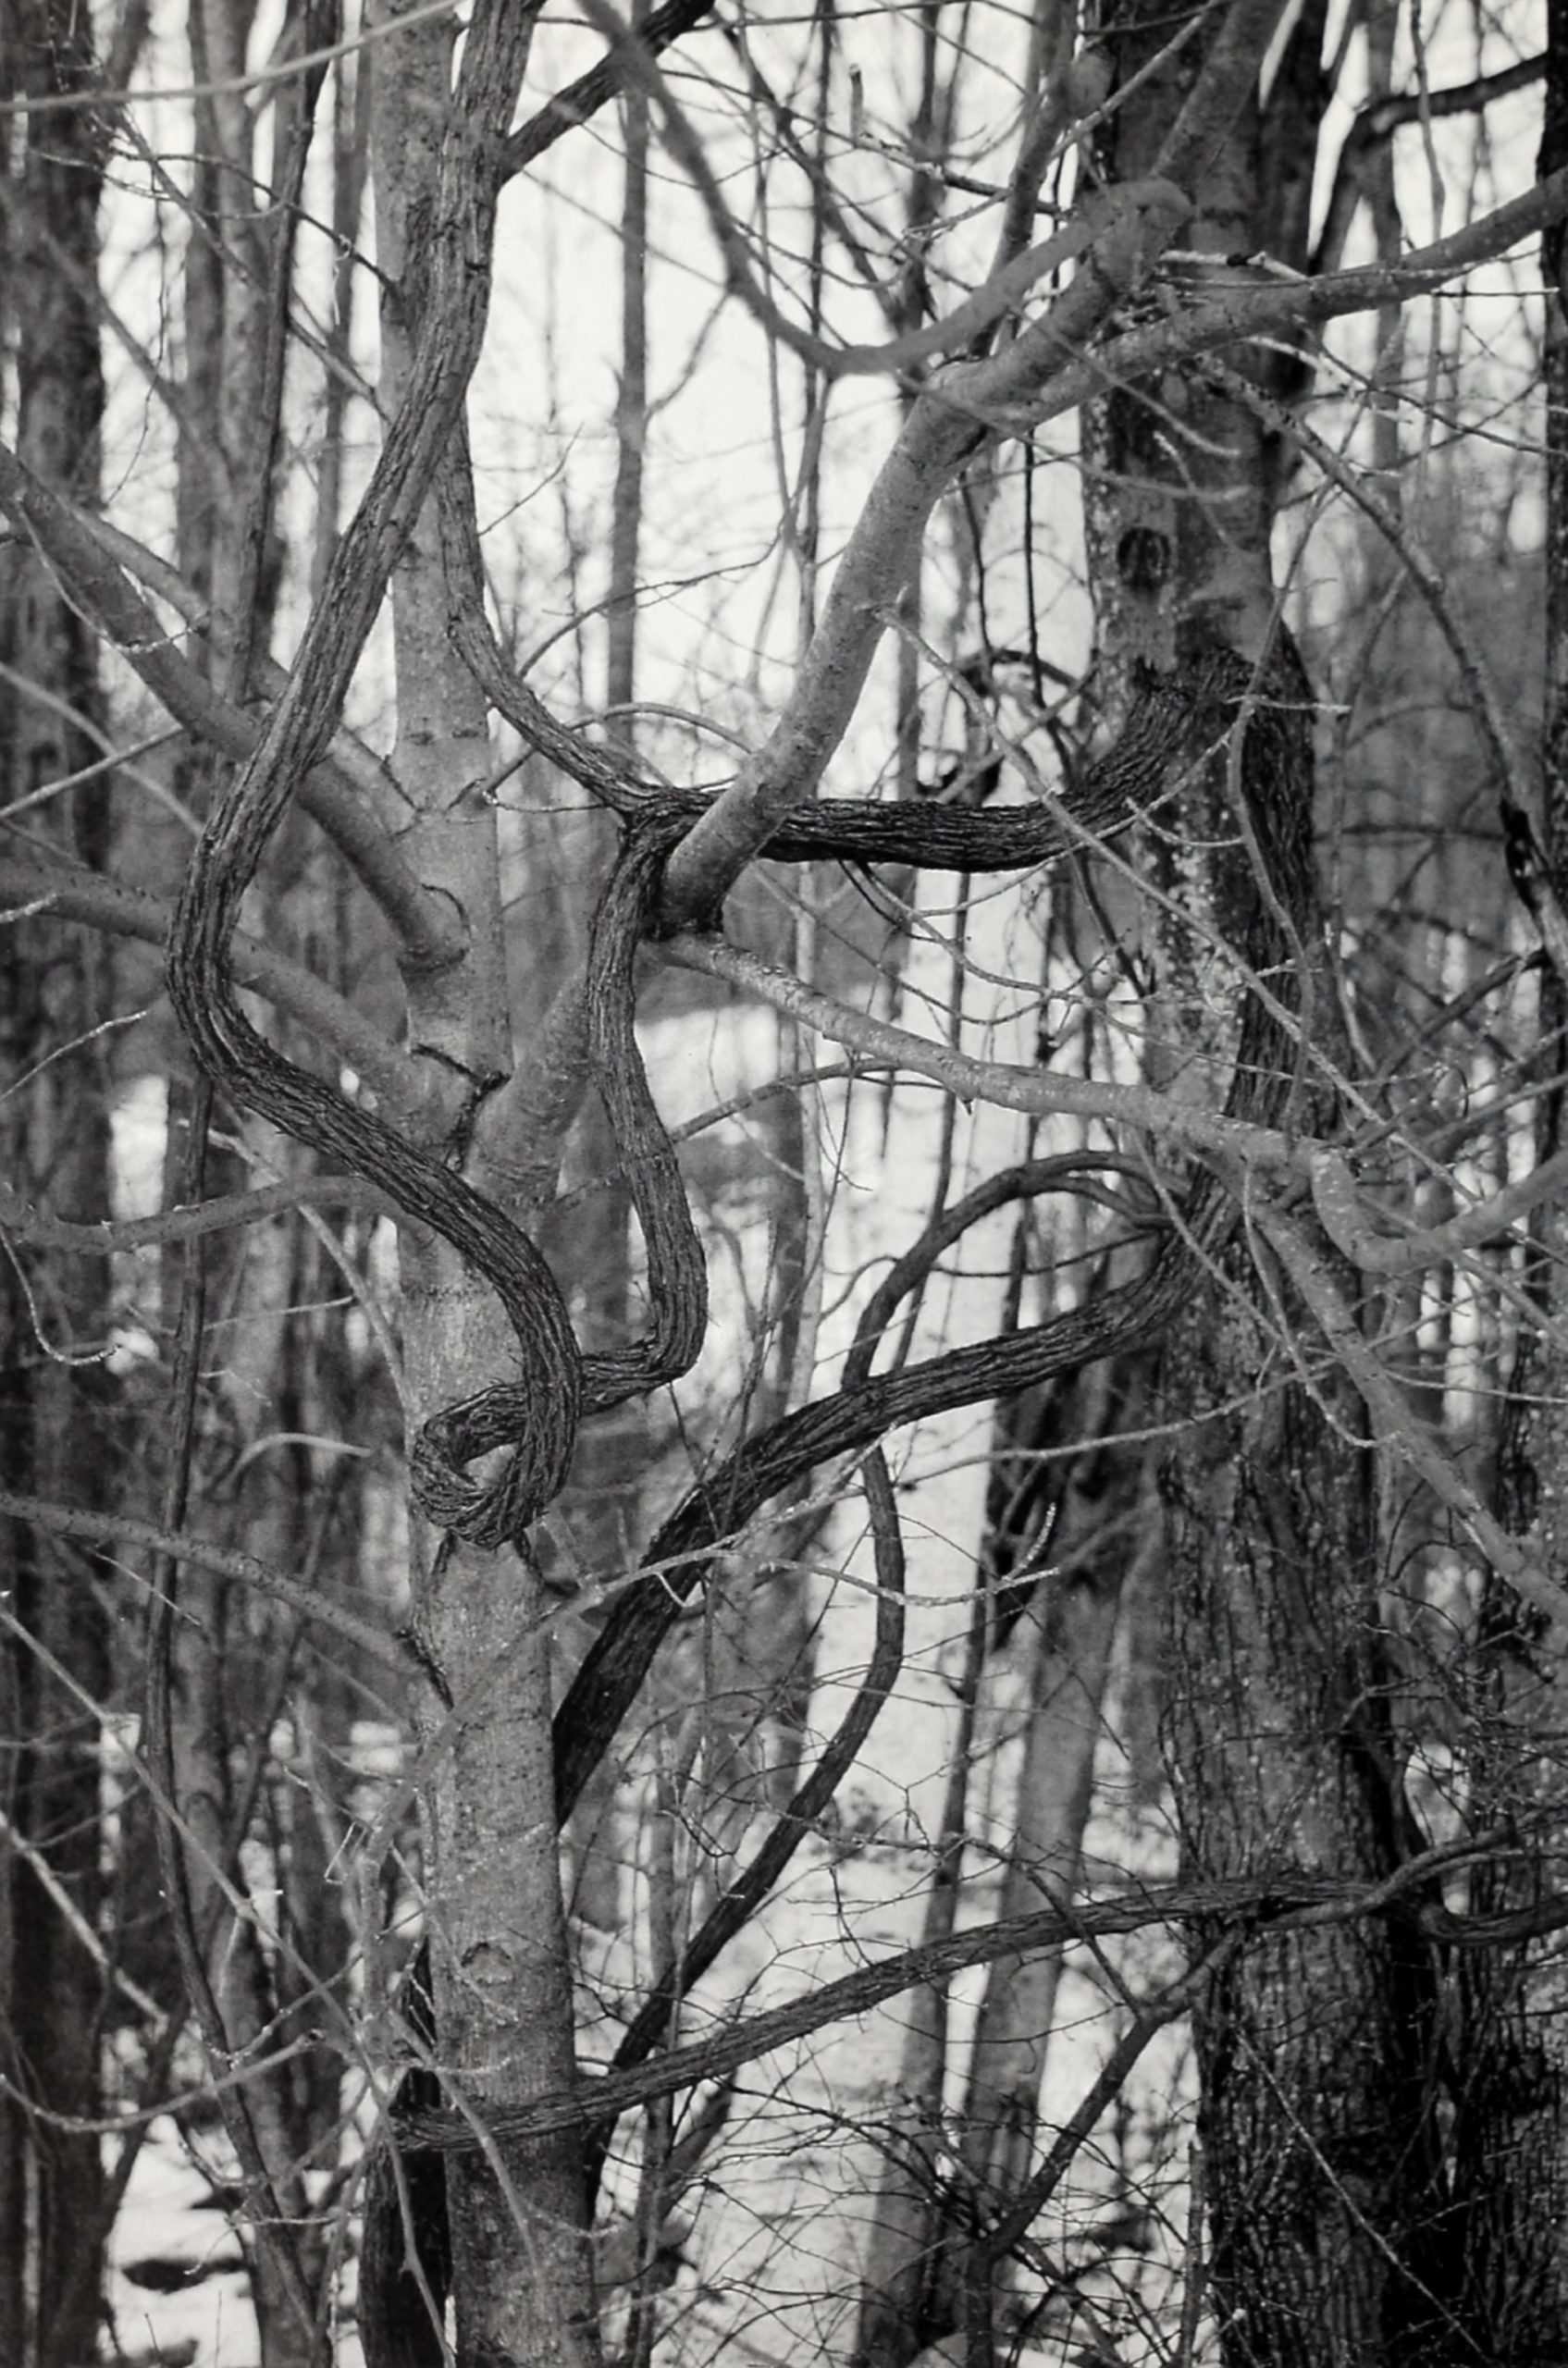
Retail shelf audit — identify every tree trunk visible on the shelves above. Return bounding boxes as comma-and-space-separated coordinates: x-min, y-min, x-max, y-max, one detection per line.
154, 15, 344, 2349
0, 9, 111, 2360
951, 1360, 1146, 2216
370, 6, 600, 2358
1449, 14, 1568, 2350
1089, 7, 1443, 2358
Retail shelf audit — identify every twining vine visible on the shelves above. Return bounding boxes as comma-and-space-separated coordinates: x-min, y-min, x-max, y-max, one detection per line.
168, 638, 1311, 1764
167, 616, 1314, 2362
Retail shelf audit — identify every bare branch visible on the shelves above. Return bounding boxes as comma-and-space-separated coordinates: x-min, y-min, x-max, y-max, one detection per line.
662, 929, 1303, 1173
78, 508, 432, 863
598, 1449, 907, 2095
0, 1173, 384, 1254
1309, 1144, 1568, 1280
0, 1489, 402, 1671
500, 0, 717, 178
1250, 1193, 1568, 1630
576, 0, 1182, 384
1027, 165, 1568, 433
1314, 52, 1547, 277
401, 1834, 1545, 2153
0, 444, 463, 966
656, 179, 1191, 926
0, 856, 419, 1114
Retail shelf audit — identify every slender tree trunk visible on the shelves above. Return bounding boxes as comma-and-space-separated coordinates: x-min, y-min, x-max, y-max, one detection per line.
182, 0, 265, 641
951, 1359, 1146, 2212
556, 19, 649, 1933
153, 16, 342, 2351
0, 10, 111, 2361
370, 5, 599, 2357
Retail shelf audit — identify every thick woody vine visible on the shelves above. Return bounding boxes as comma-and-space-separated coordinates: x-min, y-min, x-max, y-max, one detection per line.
130, 6, 1568, 2350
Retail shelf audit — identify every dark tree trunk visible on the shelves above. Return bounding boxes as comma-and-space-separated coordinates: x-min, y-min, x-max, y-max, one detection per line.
1087, 6, 1447, 2359
1449, 14, 1568, 2352
0, 8, 111, 2362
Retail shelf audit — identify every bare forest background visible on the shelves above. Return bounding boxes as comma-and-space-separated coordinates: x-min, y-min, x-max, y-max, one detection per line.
2, 0, 1567, 2363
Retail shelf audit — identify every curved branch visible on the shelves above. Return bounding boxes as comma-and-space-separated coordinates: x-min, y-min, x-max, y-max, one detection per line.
555, 1239, 1189, 1819
1312, 52, 1546, 277
436, 437, 659, 817
577, 820, 710, 1412
561, 644, 1317, 1807
583, 1448, 907, 2193
401, 1834, 1532, 2153
166, 9, 586, 1548
843, 1154, 1154, 1391
654, 179, 1191, 928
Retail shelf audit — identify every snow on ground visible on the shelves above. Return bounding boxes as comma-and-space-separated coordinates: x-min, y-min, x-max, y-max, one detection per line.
107, 2119, 256, 2368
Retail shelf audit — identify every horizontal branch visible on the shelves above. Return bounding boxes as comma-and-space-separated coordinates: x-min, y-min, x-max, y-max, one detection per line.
1309, 1143, 1568, 1279
401, 1833, 1545, 2152
0, 856, 419, 1116
0, 1488, 402, 1668
1313, 51, 1546, 275
1354, 48, 1545, 143
1024, 163, 1568, 432
0, 1173, 383, 1255
655, 179, 1191, 928
663, 929, 1303, 1172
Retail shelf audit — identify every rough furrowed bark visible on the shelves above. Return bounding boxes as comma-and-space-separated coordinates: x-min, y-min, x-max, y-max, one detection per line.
1163, 1322, 1446, 2362
1148, 640, 1443, 2362
5, 6, 1562, 2362
191, 24, 1192, 2355
1449, 19, 1568, 2350
1075, 6, 1457, 2349
1165, 638, 1439, 2363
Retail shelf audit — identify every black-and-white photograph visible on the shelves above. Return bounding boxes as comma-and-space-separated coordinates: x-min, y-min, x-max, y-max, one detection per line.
0, 1, 1559, 2360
